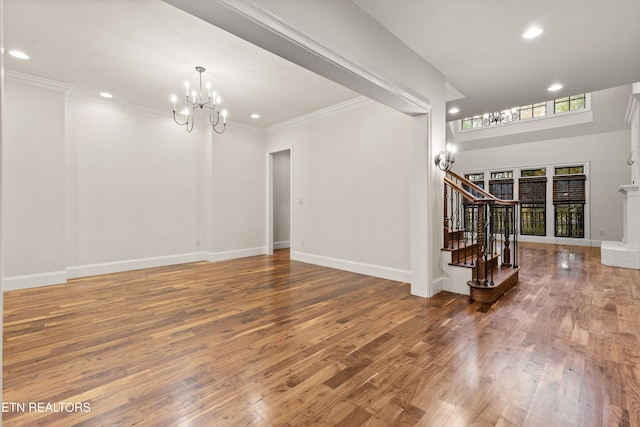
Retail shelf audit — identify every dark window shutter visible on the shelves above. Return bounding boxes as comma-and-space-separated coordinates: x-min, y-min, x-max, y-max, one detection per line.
553, 175, 586, 204
519, 177, 546, 203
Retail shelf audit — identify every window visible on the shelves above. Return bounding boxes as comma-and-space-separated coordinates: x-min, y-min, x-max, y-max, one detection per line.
489, 180, 513, 200
459, 93, 588, 131
464, 173, 485, 197
520, 169, 547, 236
466, 173, 485, 182
489, 174, 514, 234
553, 168, 586, 238
555, 165, 584, 175
519, 102, 546, 120
521, 168, 546, 177
464, 173, 485, 232
555, 204, 585, 238
555, 94, 586, 114
490, 171, 513, 180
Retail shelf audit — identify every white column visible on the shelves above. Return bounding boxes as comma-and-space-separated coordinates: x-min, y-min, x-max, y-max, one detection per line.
410, 114, 431, 296
628, 82, 640, 185
0, 0, 5, 413
601, 83, 640, 269
624, 82, 640, 246
411, 113, 444, 297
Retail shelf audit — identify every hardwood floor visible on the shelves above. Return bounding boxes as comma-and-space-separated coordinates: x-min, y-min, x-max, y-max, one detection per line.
3, 243, 640, 426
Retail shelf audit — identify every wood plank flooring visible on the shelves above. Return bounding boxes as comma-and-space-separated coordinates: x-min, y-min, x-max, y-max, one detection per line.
3, 243, 640, 426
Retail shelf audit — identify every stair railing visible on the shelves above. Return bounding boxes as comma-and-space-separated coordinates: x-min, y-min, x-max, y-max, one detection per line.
443, 170, 520, 287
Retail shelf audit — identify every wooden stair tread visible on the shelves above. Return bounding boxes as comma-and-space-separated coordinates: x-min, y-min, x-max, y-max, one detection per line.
441, 239, 475, 252
468, 265, 520, 303
449, 251, 500, 268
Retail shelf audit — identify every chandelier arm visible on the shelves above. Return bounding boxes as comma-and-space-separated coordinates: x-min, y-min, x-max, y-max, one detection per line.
209, 108, 221, 127
173, 111, 188, 126
213, 123, 226, 134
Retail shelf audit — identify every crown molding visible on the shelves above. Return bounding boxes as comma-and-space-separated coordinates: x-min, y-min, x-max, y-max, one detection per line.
218, 0, 430, 114
266, 96, 372, 133
66, 92, 263, 134
225, 120, 265, 135
66, 92, 173, 119
5, 69, 74, 93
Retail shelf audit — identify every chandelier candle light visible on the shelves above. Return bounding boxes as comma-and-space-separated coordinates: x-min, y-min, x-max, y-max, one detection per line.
171, 66, 227, 134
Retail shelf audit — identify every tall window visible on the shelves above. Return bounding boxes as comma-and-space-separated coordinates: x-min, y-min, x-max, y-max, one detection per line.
520, 168, 547, 236
464, 173, 485, 196
464, 173, 485, 232
489, 171, 513, 234
553, 166, 586, 238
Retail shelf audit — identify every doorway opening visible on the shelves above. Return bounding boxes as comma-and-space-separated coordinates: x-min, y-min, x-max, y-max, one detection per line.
267, 148, 291, 256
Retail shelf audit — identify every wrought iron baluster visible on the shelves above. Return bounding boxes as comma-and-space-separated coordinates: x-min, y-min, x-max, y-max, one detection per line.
443, 183, 449, 249
512, 204, 520, 268
449, 183, 455, 249
505, 205, 512, 267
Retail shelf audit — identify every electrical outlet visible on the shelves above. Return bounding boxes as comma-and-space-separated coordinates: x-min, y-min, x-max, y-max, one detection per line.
301, 239, 305, 246
196, 239, 201, 246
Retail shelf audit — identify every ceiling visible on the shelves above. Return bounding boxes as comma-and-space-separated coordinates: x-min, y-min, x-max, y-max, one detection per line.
2, 0, 359, 128
355, 0, 640, 120
4, 0, 640, 127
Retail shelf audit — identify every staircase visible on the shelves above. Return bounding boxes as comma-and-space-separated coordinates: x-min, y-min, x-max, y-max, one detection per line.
441, 170, 520, 303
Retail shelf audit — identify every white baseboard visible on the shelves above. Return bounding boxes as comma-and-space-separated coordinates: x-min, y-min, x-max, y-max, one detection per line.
431, 276, 446, 296
517, 235, 599, 247
291, 251, 410, 283
206, 247, 266, 262
5, 247, 409, 293
273, 241, 290, 249
4, 270, 68, 292
4, 247, 268, 293
66, 252, 209, 279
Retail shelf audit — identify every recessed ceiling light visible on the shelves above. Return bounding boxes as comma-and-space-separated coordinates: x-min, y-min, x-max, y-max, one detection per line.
251, 113, 260, 119
523, 27, 543, 39
448, 107, 460, 114
548, 83, 563, 91
8, 50, 29, 60
99, 92, 113, 99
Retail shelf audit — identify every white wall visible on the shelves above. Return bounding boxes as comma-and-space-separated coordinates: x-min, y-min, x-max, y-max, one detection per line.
4, 80, 66, 277
265, 100, 411, 279
65, 99, 203, 267
4, 77, 267, 288
272, 149, 290, 246
210, 125, 265, 254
